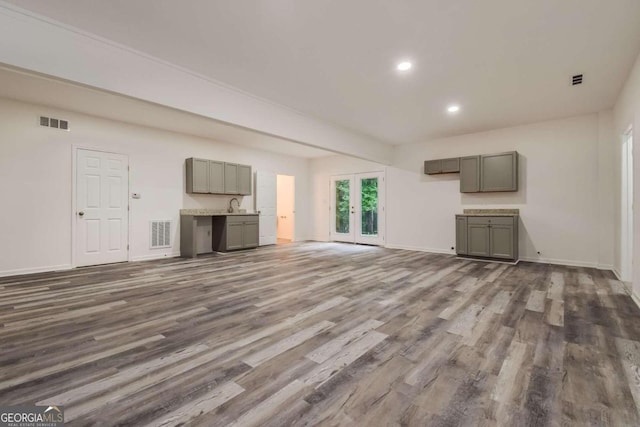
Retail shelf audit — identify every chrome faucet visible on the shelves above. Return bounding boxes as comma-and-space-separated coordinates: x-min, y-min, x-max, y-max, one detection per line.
228, 197, 240, 213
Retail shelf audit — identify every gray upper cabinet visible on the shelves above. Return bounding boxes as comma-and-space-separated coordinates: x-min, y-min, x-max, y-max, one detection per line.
186, 158, 210, 194
224, 163, 238, 194
186, 158, 253, 195
424, 158, 460, 175
209, 160, 225, 194
460, 156, 480, 193
237, 164, 252, 196
441, 158, 460, 173
481, 151, 518, 192
424, 160, 442, 175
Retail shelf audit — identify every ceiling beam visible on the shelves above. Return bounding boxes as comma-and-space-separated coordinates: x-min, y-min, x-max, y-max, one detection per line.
0, 2, 392, 164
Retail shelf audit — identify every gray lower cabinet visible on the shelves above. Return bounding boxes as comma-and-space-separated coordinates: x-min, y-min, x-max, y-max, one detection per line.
455, 216, 468, 255
213, 215, 259, 252
460, 156, 480, 193
456, 215, 518, 261
481, 152, 517, 192
467, 222, 490, 256
181, 214, 259, 257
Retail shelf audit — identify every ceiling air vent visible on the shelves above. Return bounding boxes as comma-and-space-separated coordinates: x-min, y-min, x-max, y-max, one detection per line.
39, 116, 69, 131
572, 74, 583, 86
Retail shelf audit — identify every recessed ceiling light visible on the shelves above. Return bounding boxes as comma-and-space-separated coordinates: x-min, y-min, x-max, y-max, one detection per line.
396, 61, 412, 71
447, 105, 460, 113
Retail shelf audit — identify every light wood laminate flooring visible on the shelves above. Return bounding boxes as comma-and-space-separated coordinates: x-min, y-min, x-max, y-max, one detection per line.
1, 242, 639, 426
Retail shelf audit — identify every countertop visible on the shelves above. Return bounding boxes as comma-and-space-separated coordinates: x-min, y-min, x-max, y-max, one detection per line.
459, 209, 519, 217
180, 209, 258, 216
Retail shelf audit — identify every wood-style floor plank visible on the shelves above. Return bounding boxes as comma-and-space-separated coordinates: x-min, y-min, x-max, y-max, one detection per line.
0, 242, 638, 426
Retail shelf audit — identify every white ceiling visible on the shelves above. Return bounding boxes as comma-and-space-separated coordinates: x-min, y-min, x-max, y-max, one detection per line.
4, 0, 640, 144
0, 66, 332, 158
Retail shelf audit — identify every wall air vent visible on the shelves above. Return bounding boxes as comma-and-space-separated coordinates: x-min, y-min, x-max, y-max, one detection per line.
39, 116, 69, 131
572, 74, 583, 85
150, 220, 172, 249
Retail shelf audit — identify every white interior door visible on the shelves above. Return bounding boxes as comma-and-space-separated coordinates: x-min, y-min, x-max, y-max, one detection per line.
330, 172, 385, 245
256, 170, 277, 246
76, 149, 129, 267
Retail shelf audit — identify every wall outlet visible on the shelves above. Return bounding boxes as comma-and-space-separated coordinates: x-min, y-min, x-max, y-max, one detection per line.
132, 193, 142, 199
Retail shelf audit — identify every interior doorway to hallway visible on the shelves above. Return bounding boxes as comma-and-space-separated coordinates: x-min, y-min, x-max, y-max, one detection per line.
276, 175, 295, 244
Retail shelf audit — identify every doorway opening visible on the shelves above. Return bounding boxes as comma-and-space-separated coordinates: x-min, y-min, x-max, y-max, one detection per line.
330, 171, 385, 246
621, 128, 634, 281
276, 175, 295, 244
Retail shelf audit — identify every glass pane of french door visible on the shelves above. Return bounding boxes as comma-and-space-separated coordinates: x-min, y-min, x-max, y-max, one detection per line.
360, 177, 378, 236
335, 179, 351, 233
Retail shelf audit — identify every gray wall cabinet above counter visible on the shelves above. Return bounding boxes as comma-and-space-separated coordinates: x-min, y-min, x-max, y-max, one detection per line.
186, 157, 252, 196
424, 158, 460, 174
425, 151, 518, 193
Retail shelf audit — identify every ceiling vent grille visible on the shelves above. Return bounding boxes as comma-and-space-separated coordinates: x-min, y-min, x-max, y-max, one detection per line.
150, 220, 172, 249
572, 74, 583, 85
39, 116, 69, 130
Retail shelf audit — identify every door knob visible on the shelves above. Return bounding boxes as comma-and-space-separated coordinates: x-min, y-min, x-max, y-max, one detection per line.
78, 211, 85, 217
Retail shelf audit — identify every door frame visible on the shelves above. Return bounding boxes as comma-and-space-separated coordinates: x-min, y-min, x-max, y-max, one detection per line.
329, 170, 386, 245
621, 127, 634, 281
276, 174, 296, 243
71, 145, 131, 268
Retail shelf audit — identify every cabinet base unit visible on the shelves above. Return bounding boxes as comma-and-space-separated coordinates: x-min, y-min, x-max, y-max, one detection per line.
212, 215, 259, 252
455, 214, 519, 262
180, 213, 259, 257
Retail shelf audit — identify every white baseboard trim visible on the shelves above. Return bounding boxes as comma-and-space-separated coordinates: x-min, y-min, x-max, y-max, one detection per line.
384, 244, 455, 256
612, 267, 623, 281
383, 245, 613, 272
519, 256, 611, 270
0, 264, 73, 278
130, 252, 181, 262
620, 280, 640, 309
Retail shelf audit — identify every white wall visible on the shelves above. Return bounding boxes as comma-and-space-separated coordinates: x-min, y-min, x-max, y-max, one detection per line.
613, 51, 640, 295
311, 113, 615, 268
0, 97, 311, 276
309, 156, 386, 242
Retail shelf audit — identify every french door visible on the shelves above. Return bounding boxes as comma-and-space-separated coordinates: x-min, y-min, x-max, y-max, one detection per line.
330, 172, 385, 246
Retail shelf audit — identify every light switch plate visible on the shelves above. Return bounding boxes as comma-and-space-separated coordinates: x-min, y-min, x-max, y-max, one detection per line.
132, 193, 141, 199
